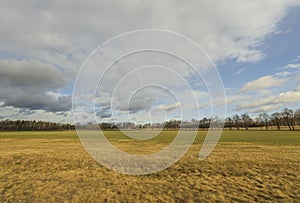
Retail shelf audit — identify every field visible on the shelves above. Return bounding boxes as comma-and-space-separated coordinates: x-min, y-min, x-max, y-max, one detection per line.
0, 130, 300, 202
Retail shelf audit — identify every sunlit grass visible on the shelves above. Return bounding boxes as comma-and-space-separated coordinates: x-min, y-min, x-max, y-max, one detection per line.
1, 130, 299, 202
1, 130, 299, 145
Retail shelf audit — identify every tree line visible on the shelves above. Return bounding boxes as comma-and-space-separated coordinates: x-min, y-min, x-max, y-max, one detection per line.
155, 107, 300, 131
0, 120, 75, 131
146, 108, 300, 131
94, 108, 300, 131
224, 108, 300, 131
0, 108, 299, 131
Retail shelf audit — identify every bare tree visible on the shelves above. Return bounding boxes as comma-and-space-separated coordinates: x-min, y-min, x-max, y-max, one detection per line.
256, 114, 264, 131
241, 113, 252, 130
225, 117, 233, 130
282, 108, 294, 131
294, 109, 300, 126
271, 112, 282, 131
232, 114, 241, 130
257, 113, 270, 130
262, 113, 270, 130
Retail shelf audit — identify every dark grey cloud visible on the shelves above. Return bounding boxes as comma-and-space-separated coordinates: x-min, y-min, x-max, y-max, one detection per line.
127, 97, 155, 114
96, 110, 112, 119
0, 60, 65, 88
18, 108, 36, 116
0, 59, 71, 112
55, 112, 68, 117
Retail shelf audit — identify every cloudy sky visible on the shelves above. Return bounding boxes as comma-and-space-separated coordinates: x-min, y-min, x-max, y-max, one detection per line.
0, 0, 300, 123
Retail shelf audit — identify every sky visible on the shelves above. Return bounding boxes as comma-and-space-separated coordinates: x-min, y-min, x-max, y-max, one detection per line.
0, 0, 300, 124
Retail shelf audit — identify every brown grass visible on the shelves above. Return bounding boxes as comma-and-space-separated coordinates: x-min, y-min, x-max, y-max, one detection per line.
0, 132, 299, 202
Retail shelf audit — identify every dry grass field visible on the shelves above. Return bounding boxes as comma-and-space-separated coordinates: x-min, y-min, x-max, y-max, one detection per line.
0, 131, 300, 202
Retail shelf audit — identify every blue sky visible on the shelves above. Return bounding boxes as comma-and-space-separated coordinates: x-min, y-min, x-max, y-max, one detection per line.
219, 6, 300, 84
217, 5, 300, 117
0, 1, 300, 123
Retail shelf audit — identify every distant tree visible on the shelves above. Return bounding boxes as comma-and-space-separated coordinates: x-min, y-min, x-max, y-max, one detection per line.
257, 113, 270, 130
262, 113, 270, 130
241, 113, 252, 130
199, 117, 210, 130
282, 108, 294, 131
164, 119, 181, 130
0, 119, 75, 131
232, 114, 241, 130
294, 109, 300, 126
271, 112, 282, 131
225, 117, 233, 130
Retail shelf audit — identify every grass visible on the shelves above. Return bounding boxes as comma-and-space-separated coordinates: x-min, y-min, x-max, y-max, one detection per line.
0, 130, 299, 202
0, 131, 77, 139
1, 130, 299, 145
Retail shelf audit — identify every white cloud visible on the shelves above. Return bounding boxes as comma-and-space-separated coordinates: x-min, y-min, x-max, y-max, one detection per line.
156, 102, 181, 112
224, 94, 250, 105
249, 104, 282, 113
234, 68, 245, 75
235, 89, 300, 111
274, 29, 291, 35
0, 105, 72, 123
284, 63, 300, 69
257, 89, 273, 96
1, 1, 300, 121
197, 104, 210, 109
0, 0, 299, 70
275, 71, 291, 77
292, 55, 300, 61
240, 75, 287, 92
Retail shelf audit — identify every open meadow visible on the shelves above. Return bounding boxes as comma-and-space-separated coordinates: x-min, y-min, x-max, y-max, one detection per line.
0, 130, 300, 202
